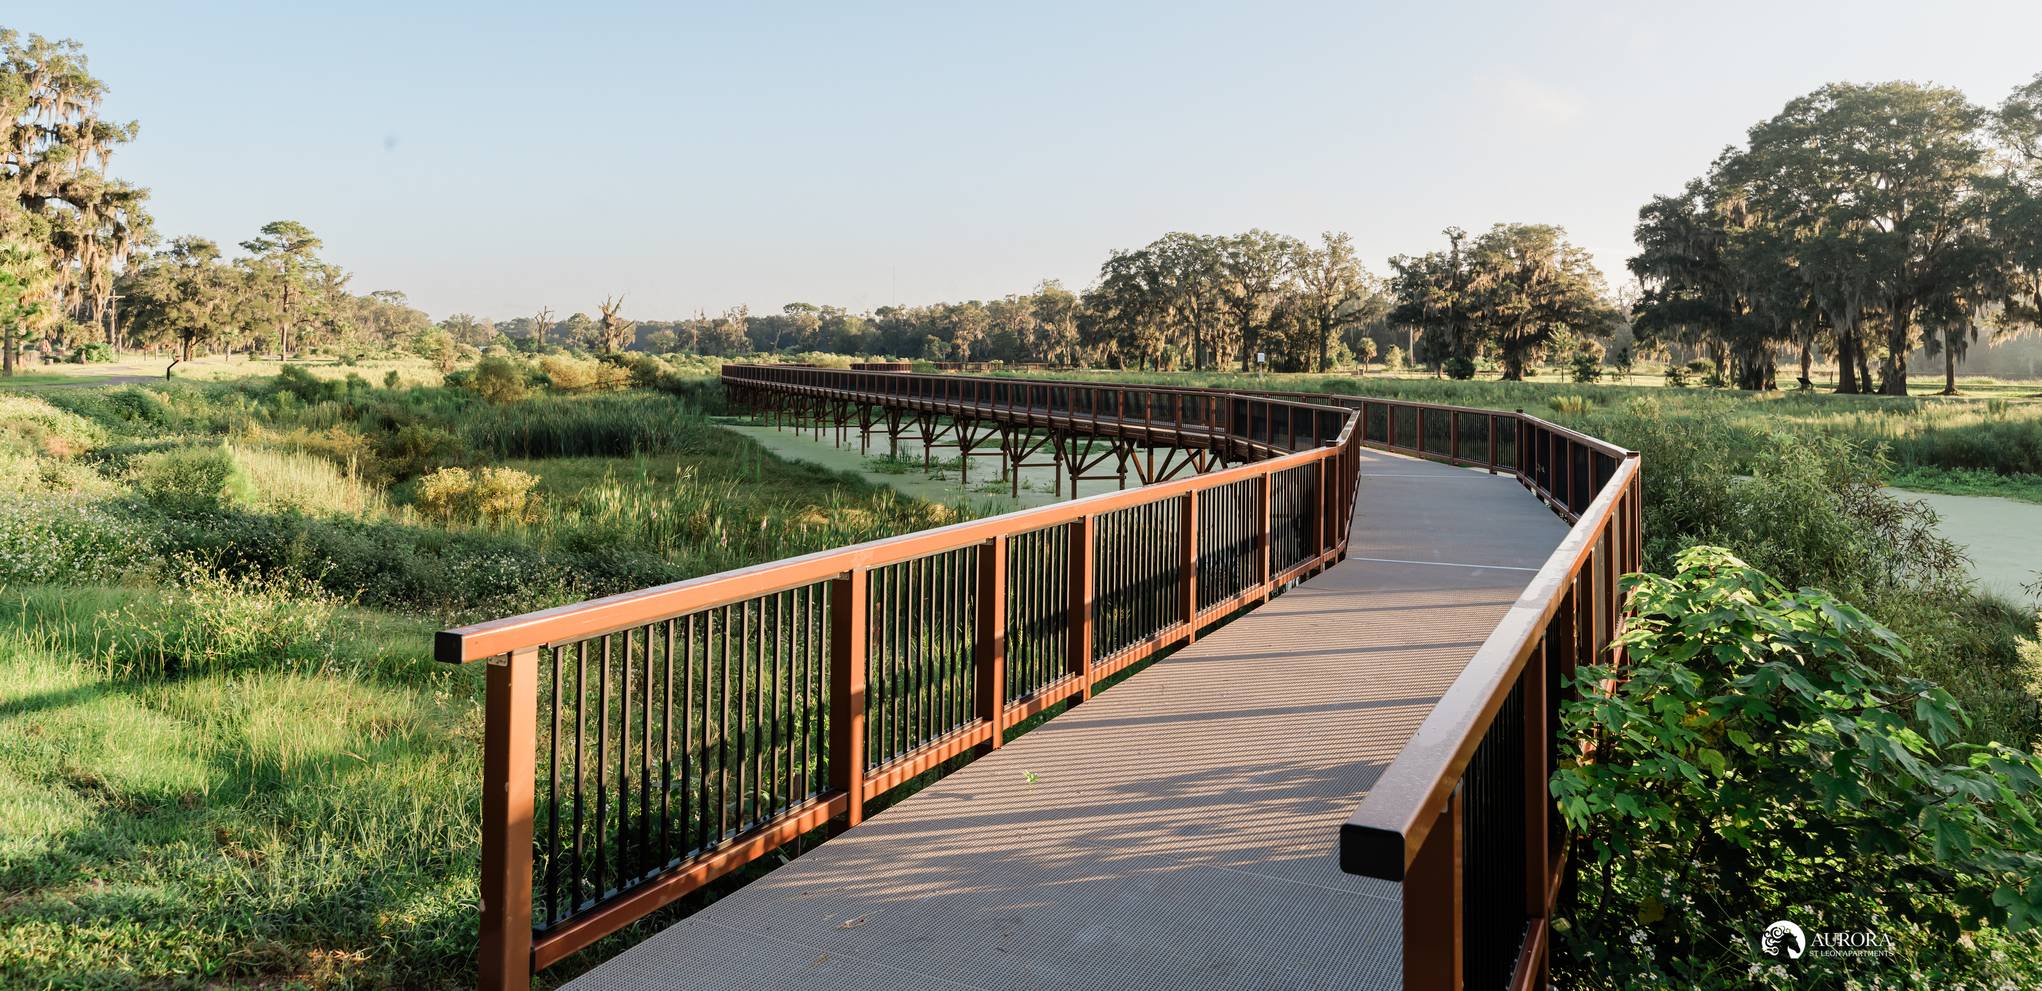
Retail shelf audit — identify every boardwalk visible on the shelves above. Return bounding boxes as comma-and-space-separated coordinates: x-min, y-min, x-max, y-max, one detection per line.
565, 449, 1567, 991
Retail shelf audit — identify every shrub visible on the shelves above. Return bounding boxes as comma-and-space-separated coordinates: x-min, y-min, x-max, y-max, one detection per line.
147, 503, 675, 621
1549, 394, 1595, 416
273, 364, 347, 405
0, 394, 110, 457
0, 450, 117, 498
129, 444, 248, 508
1553, 547, 2042, 990
413, 466, 539, 526
1444, 356, 1476, 380
470, 355, 532, 405
1663, 365, 1689, 388
1570, 345, 1605, 383
68, 341, 113, 363
536, 353, 631, 392
0, 498, 155, 585
381, 422, 465, 478
1384, 344, 1407, 372
106, 560, 343, 678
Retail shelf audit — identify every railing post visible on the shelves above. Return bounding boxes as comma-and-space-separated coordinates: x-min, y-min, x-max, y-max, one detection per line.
1521, 638, 1553, 991
1312, 458, 1327, 559
1257, 473, 1273, 592
479, 646, 537, 991
976, 536, 1007, 749
829, 568, 869, 828
1449, 410, 1459, 464
1181, 490, 1199, 642
1514, 411, 1527, 478
1487, 414, 1497, 474
1405, 786, 1465, 991
1068, 515, 1095, 701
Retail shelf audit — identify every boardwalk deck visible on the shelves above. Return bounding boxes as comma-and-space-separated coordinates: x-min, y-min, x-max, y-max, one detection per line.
564, 448, 1568, 991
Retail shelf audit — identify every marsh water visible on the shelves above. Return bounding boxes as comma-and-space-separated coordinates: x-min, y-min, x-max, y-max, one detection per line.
1887, 488, 2042, 602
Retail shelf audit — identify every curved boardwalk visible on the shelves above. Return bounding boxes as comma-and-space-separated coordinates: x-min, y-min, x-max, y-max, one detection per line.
566, 449, 1567, 991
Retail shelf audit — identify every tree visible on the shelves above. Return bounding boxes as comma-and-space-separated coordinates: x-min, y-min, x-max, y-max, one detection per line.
412, 326, 462, 373
2, 31, 151, 352
1465, 224, 1614, 380
124, 237, 235, 372
239, 220, 325, 358
1217, 230, 1304, 371
1033, 281, 1081, 365
945, 301, 989, 362
440, 313, 494, 348
695, 306, 750, 356
1354, 336, 1377, 375
1088, 248, 1173, 369
985, 295, 1038, 361
529, 306, 555, 347
0, 237, 55, 375
1702, 82, 1999, 394
1296, 231, 1375, 372
1389, 227, 1475, 373
1149, 232, 1228, 370
1629, 179, 1808, 391
596, 295, 634, 352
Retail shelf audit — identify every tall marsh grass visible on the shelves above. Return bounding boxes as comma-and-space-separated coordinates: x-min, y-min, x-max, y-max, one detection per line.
465, 393, 714, 458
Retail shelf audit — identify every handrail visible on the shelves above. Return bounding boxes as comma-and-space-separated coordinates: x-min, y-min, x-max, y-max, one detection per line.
441, 364, 1366, 989
441, 363, 1639, 991
1340, 423, 1641, 991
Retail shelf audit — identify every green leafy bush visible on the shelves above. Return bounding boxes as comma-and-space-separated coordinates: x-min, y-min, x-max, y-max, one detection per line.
1553, 547, 2042, 989
128, 444, 249, 508
67, 341, 112, 364
1444, 356, 1477, 380
412, 466, 539, 526
1571, 347, 1605, 383
468, 355, 532, 405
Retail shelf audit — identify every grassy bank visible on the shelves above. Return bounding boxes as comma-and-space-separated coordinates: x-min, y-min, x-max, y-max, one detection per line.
0, 357, 970, 988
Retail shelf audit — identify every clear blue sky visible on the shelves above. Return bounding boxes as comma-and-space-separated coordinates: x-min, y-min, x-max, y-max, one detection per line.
19, 1, 2042, 321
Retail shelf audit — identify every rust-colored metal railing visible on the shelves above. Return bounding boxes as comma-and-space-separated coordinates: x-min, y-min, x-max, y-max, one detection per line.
440, 364, 1638, 991
1340, 418, 1641, 991
440, 365, 1362, 989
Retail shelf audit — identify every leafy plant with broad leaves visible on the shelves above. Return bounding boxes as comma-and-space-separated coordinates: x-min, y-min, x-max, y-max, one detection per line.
1551, 546, 2042, 989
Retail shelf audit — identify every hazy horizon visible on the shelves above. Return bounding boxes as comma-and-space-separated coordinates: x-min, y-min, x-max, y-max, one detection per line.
21, 1, 2042, 321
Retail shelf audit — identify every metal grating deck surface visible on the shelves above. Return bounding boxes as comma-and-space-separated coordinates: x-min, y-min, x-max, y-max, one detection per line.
566, 448, 1568, 991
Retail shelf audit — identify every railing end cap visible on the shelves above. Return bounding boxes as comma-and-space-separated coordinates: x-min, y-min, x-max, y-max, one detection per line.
1337, 820, 1410, 882
434, 629, 473, 665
